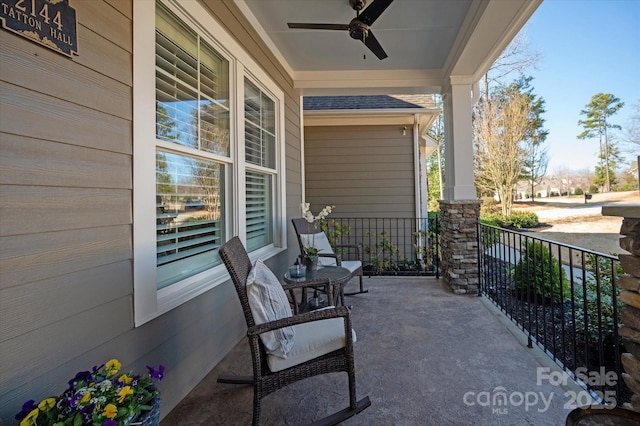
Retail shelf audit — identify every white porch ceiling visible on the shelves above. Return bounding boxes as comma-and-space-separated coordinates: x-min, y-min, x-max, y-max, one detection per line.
234, 0, 542, 95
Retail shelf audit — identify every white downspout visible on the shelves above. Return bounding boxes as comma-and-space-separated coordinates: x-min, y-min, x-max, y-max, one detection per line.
413, 114, 421, 221
299, 95, 306, 202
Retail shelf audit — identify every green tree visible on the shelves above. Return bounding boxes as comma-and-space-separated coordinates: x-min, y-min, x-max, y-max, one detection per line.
427, 102, 445, 211
577, 93, 624, 192
516, 76, 549, 201
593, 142, 623, 190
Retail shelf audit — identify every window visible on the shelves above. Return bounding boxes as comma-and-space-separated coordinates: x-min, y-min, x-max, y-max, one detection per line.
133, 0, 286, 325
244, 79, 276, 252
155, 3, 230, 289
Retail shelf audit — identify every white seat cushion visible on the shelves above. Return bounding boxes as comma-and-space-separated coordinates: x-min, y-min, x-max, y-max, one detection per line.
340, 260, 362, 273
246, 259, 295, 356
267, 309, 357, 372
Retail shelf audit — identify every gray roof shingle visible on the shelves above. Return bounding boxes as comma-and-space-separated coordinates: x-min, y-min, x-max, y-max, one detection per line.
303, 94, 437, 111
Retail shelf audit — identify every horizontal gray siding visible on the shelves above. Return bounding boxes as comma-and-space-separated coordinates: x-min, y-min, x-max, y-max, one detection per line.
0, 0, 302, 421
0, 0, 137, 418
304, 125, 416, 217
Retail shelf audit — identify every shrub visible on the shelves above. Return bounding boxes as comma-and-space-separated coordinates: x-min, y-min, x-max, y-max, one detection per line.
503, 211, 539, 228
615, 181, 639, 191
513, 241, 569, 303
364, 231, 400, 273
480, 211, 503, 227
574, 187, 584, 195
588, 185, 599, 194
480, 211, 539, 229
320, 219, 350, 247
574, 254, 623, 342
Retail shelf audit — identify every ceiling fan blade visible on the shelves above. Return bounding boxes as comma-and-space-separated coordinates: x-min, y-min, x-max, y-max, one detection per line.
359, 0, 394, 26
287, 23, 349, 30
363, 30, 388, 60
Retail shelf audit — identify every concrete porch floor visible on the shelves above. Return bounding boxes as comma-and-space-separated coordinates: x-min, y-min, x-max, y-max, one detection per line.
161, 277, 579, 425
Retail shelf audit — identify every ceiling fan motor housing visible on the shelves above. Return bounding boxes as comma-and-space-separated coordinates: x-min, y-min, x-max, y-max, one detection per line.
349, 0, 366, 11
349, 19, 369, 40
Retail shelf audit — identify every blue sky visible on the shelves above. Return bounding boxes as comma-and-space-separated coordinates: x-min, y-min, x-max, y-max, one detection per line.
522, 0, 640, 172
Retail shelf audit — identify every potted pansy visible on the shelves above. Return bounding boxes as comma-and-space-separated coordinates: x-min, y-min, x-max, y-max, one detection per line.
15, 359, 164, 426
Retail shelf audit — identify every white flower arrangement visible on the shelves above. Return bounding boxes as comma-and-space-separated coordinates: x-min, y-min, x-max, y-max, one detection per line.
299, 203, 334, 258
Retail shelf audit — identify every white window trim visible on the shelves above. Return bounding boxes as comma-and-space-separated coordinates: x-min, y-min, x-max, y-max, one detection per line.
133, 0, 286, 326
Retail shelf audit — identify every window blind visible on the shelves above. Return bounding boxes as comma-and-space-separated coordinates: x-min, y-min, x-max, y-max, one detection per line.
156, 151, 225, 289
244, 78, 276, 251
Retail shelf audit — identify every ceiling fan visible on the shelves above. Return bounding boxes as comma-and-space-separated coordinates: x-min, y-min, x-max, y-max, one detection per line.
287, 0, 394, 60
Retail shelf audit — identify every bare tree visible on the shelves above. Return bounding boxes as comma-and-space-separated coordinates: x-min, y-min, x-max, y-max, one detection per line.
481, 31, 543, 101
622, 99, 640, 154
475, 88, 532, 216
473, 30, 546, 212
523, 141, 548, 200
486, 31, 543, 86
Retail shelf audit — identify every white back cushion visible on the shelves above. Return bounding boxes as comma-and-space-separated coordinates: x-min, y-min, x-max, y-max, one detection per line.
246, 259, 295, 356
301, 232, 336, 266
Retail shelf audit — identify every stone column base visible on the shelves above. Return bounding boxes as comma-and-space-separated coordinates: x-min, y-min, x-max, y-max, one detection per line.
603, 205, 640, 412
438, 199, 481, 294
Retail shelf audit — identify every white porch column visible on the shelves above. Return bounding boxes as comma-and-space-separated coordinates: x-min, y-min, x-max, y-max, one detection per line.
442, 78, 476, 200
439, 77, 481, 294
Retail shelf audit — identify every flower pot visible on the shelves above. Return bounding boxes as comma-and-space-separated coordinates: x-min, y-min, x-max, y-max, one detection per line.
303, 255, 318, 271
134, 392, 161, 426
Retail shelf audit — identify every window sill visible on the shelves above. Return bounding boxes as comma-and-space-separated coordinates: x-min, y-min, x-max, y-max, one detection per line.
140, 245, 286, 324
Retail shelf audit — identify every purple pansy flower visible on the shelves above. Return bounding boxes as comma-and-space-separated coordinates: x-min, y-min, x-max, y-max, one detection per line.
15, 399, 37, 420
146, 364, 165, 381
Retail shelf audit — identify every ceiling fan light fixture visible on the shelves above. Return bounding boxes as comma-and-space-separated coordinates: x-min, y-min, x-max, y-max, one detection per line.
349, 0, 366, 11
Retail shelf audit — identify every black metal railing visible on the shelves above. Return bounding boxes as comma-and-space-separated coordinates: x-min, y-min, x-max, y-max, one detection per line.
478, 222, 627, 406
323, 216, 440, 278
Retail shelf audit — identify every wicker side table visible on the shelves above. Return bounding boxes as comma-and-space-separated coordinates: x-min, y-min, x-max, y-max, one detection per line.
283, 265, 353, 313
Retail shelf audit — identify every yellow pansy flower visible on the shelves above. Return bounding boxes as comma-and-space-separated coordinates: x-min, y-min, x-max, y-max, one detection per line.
118, 374, 132, 385
80, 392, 91, 403
102, 403, 118, 419
19, 408, 39, 426
38, 397, 56, 412
105, 359, 121, 376
117, 386, 134, 403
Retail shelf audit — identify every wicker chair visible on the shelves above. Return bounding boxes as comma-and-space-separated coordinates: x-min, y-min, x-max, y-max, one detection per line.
291, 218, 368, 296
217, 236, 370, 426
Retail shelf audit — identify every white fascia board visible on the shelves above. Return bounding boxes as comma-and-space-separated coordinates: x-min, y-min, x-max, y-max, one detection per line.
443, 0, 542, 85
234, 0, 295, 79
